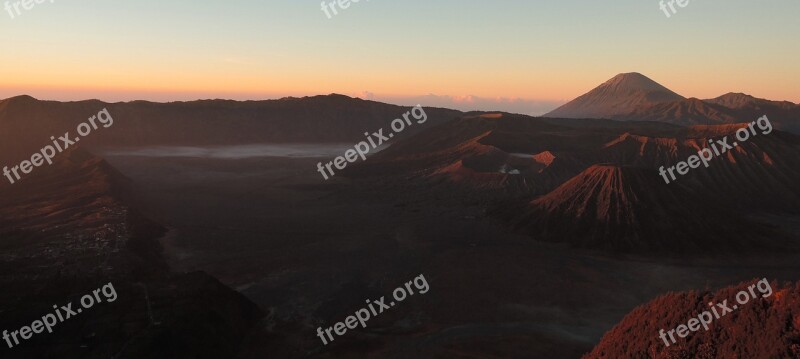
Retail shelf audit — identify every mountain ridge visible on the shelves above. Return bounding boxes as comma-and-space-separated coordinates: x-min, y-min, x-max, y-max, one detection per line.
545, 73, 799, 134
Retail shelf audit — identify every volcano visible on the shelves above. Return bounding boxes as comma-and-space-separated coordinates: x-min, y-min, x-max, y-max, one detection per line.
545, 73, 800, 134
513, 164, 780, 252
546, 73, 684, 119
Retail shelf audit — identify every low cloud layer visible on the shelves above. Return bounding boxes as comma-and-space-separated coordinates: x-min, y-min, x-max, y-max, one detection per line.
354, 92, 565, 117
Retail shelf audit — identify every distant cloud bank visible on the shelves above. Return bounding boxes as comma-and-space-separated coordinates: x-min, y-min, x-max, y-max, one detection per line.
353, 92, 565, 117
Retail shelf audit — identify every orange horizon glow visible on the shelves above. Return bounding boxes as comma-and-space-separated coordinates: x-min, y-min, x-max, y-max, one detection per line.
0, 0, 798, 110
2, 70, 797, 106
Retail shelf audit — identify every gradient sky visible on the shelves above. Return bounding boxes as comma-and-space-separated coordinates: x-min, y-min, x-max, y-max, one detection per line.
0, 0, 798, 114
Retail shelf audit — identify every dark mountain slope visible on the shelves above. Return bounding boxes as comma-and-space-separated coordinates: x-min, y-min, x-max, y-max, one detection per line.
0, 148, 263, 359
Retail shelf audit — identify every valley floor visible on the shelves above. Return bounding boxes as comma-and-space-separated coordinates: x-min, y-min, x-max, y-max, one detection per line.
103, 149, 800, 358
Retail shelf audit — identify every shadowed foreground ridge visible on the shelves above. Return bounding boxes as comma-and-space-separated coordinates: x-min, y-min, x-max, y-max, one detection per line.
0, 148, 263, 359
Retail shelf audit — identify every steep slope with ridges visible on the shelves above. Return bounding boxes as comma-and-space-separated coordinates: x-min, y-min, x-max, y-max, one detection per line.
513, 164, 784, 252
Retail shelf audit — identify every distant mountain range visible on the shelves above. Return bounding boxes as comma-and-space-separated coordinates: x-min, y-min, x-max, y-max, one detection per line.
1, 74, 797, 252
2, 72, 797, 165
0, 94, 462, 164
546, 73, 800, 132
